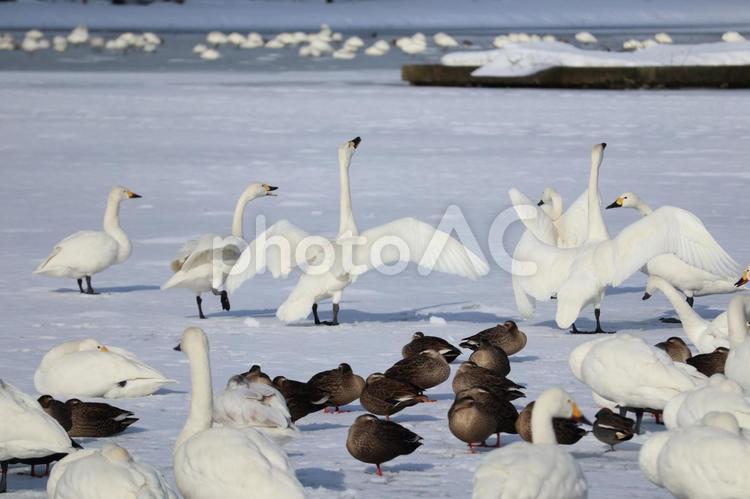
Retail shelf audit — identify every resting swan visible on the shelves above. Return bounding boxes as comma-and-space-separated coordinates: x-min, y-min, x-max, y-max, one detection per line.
47, 444, 175, 498
34, 186, 141, 294
642, 276, 730, 353
0, 380, 75, 494
663, 374, 750, 431
162, 183, 278, 319
472, 387, 589, 499
225, 137, 489, 325
34, 338, 175, 399
606, 191, 740, 306
724, 295, 750, 391
515, 143, 738, 332
173, 327, 304, 499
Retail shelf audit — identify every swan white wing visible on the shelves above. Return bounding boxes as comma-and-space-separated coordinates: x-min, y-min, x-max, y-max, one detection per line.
511, 231, 578, 304
35, 231, 118, 277
214, 385, 291, 429
169, 238, 199, 273
225, 220, 318, 293
508, 188, 557, 245
556, 190, 589, 248
611, 207, 739, 286
639, 431, 671, 487
351, 217, 489, 279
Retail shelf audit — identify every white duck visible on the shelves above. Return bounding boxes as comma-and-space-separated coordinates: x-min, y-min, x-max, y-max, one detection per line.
517, 144, 738, 332
162, 183, 278, 319
0, 380, 75, 493
472, 387, 589, 499
663, 374, 750, 431
570, 334, 705, 432
606, 191, 741, 306
640, 412, 750, 498
225, 137, 489, 325
34, 338, 175, 399
173, 327, 304, 499
642, 276, 730, 353
214, 375, 298, 446
47, 444, 175, 498
725, 295, 750, 391
34, 186, 141, 294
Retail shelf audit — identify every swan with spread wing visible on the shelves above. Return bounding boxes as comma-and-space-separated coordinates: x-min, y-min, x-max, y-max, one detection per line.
225, 137, 489, 325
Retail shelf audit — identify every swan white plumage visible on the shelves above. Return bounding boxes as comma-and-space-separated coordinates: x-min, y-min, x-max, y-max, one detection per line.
516, 143, 738, 330
472, 386, 588, 499
47, 444, 176, 499
663, 374, 750, 431
173, 327, 304, 499
214, 375, 299, 446
225, 137, 489, 325
34, 338, 175, 399
162, 183, 277, 319
643, 276, 730, 353
0, 379, 74, 493
34, 185, 141, 294
725, 295, 750, 391
640, 412, 750, 498
606, 191, 740, 305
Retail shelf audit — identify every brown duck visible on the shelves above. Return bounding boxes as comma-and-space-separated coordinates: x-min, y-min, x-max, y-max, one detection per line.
460, 321, 527, 355
452, 361, 524, 401
37, 395, 72, 432
240, 365, 274, 386
307, 363, 365, 413
468, 338, 510, 377
654, 337, 692, 363
401, 332, 461, 363
515, 400, 587, 445
457, 387, 518, 449
39, 395, 137, 438
385, 349, 450, 394
686, 347, 728, 376
360, 373, 429, 419
272, 376, 332, 422
346, 414, 422, 476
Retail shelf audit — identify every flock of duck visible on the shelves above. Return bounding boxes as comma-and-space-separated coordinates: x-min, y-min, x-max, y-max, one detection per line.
4, 137, 750, 498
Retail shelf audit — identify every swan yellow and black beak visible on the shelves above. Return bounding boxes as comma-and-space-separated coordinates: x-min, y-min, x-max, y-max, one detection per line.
735, 270, 749, 288
606, 197, 623, 210
262, 184, 279, 196
571, 403, 593, 425
127, 191, 142, 199
99, 346, 110, 352
349, 136, 361, 148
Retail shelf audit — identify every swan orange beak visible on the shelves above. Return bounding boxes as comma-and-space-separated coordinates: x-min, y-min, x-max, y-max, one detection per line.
572, 403, 592, 425
735, 271, 748, 288
127, 191, 142, 199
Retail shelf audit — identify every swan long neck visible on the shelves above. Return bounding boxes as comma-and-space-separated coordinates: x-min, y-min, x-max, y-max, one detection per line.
103, 193, 131, 263
530, 393, 558, 445
586, 146, 609, 242
338, 150, 358, 237
634, 199, 653, 216
231, 190, 256, 239
651, 278, 705, 341
176, 343, 214, 451
727, 295, 750, 348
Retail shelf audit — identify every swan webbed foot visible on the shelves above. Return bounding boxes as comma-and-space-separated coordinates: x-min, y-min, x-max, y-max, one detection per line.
594, 326, 616, 335
84, 275, 98, 294
220, 291, 230, 311
196, 296, 206, 320
321, 321, 339, 326
659, 317, 682, 324
77, 278, 85, 293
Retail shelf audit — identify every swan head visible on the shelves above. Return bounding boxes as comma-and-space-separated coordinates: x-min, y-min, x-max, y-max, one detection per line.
537, 188, 563, 220
536, 386, 590, 423
110, 185, 142, 201
734, 263, 750, 287
77, 338, 109, 353
243, 182, 278, 201
173, 326, 209, 355
642, 275, 668, 300
338, 136, 361, 166
102, 443, 132, 462
591, 142, 607, 167
606, 191, 640, 210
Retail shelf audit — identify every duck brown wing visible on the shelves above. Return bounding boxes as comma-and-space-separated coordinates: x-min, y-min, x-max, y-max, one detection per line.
553, 419, 587, 445
378, 420, 423, 454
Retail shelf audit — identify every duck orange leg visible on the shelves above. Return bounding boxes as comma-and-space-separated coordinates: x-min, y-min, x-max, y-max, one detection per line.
376, 464, 383, 477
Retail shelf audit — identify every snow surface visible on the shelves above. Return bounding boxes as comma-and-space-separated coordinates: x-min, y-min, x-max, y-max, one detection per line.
1, 67, 750, 499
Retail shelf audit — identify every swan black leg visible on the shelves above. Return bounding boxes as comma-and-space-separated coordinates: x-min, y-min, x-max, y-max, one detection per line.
686, 296, 694, 308
618, 406, 627, 417
1, 461, 7, 493
323, 303, 340, 326
84, 275, 97, 294
569, 309, 615, 334
77, 278, 84, 293
220, 291, 230, 311
634, 409, 644, 434
196, 296, 206, 320
312, 303, 321, 325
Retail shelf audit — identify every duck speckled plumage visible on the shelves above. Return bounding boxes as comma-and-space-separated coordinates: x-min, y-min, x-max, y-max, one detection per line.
240, 365, 274, 386
385, 349, 450, 390
460, 321, 527, 355
401, 332, 461, 363
360, 373, 429, 419
452, 361, 524, 401
272, 376, 331, 422
654, 337, 692, 363
468, 339, 510, 377
307, 363, 365, 412
686, 347, 728, 376
346, 414, 422, 476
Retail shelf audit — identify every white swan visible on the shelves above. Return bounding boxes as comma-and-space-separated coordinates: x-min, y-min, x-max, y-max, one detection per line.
34, 186, 141, 294
606, 191, 740, 306
162, 183, 277, 319
472, 386, 588, 499
663, 374, 750, 431
643, 276, 730, 353
725, 295, 750, 391
47, 444, 175, 498
570, 334, 705, 431
0, 380, 74, 493
225, 137, 489, 325
173, 327, 304, 499
640, 412, 750, 498
516, 143, 738, 332
214, 375, 298, 446
34, 338, 175, 399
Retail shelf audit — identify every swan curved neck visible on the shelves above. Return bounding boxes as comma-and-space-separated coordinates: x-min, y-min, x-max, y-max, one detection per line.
728, 296, 750, 347
176, 344, 214, 451
652, 279, 705, 341
530, 396, 558, 444
231, 191, 256, 239
586, 148, 609, 242
103, 194, 131, 263
338, 151, 358, 237
634, 200, 653, 217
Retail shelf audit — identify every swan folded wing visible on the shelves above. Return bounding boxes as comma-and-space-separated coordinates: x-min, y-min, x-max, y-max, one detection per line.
224, 220, 319, 293
214, 387, 291, 429
508, 188, 557, 246
557, 190, 589, 248
611, 207, 739, 286
351, 217, 489, 279
34, 231, 117, 274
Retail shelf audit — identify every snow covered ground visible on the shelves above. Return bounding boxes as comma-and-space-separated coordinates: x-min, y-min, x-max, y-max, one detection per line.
1, 67, 750, 498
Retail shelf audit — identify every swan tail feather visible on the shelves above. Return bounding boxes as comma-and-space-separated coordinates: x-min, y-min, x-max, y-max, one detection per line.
34, 246, 62, 274
276, 295, 315, 323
